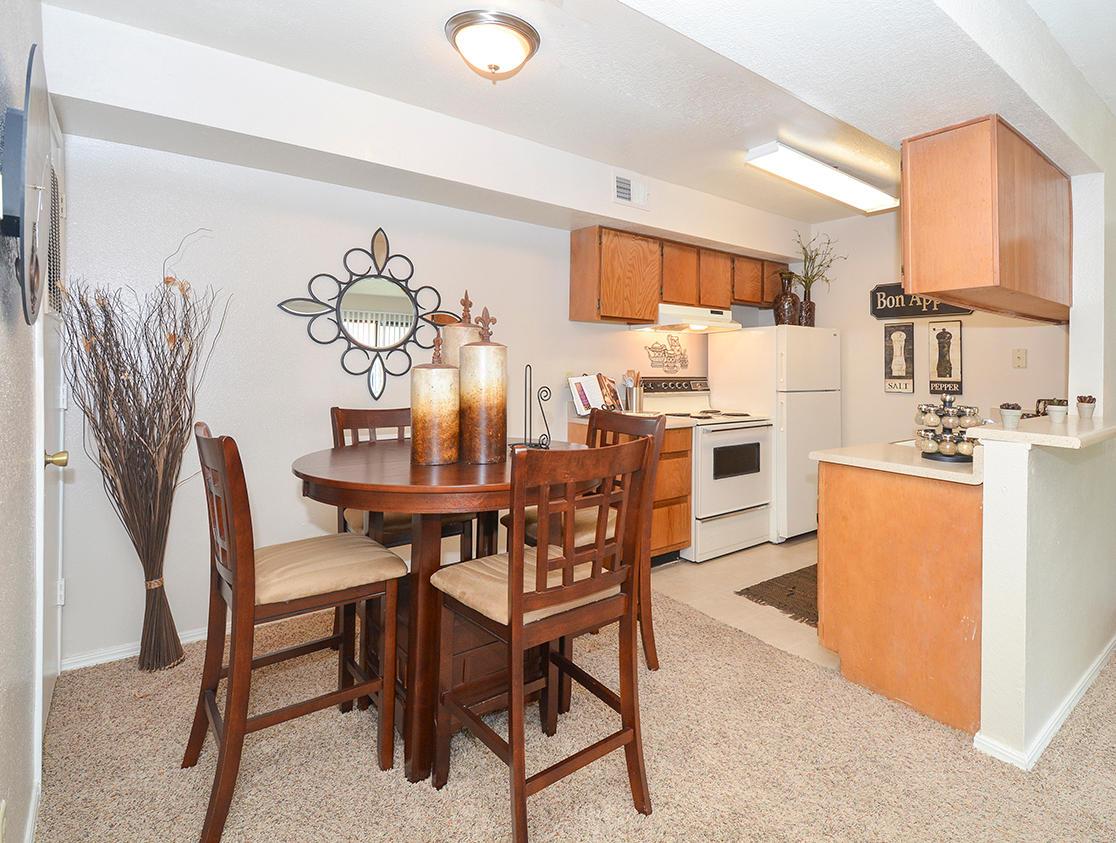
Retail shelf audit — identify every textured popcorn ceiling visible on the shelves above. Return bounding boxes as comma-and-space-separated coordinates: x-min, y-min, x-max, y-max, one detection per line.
618, 0, 1102, 175
1026, 0, 1116, 116
44, 0, 899, 222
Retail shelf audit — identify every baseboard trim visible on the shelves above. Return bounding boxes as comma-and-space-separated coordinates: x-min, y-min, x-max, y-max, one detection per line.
60, 625, 209, 672
975, 629, 1116, 770
25, 780, 41, 843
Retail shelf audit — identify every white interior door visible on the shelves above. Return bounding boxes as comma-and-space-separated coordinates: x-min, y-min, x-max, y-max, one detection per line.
42, 309, 65, 728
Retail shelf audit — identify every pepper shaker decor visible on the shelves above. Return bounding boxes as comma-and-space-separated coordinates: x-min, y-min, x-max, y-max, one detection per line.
411, 335, 460, 465
441, 289, 483, 367
460, 307, 507, 464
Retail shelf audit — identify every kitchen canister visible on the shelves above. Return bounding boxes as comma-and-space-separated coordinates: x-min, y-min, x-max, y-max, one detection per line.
411, 335, 460, 465
459, 307, 507, 464
441, 289, 483, 367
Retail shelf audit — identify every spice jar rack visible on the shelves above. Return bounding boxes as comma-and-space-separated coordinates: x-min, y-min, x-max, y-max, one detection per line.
914, 395, 980, 463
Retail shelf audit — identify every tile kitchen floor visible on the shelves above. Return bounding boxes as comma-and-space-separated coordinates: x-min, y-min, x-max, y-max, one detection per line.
651, 534, 840, 670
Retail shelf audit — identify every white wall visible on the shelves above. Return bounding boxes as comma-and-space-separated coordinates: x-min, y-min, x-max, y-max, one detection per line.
0, 1, 45, 839
59, 136, 707, 663
978, 436, 1116, 768
807, 213, 1069, 445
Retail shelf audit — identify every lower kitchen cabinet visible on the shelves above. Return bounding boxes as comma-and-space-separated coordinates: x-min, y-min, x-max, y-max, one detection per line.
568, 421, 692, 556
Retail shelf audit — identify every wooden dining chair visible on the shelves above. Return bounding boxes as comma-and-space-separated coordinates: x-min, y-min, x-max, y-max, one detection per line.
183, 422, 406, 842
502, 410, 665, 673
330, 406, 475, 558
430, 437, 655, 842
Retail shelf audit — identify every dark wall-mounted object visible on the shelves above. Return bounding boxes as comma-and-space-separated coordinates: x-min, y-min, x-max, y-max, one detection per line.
278, 228, 454, 399
870, 283, 972, 320
2, 44, 53, 325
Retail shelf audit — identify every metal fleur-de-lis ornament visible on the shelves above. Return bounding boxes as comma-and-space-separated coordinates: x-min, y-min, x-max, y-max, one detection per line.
460, 290, 474, 325
476, 307, 497, 342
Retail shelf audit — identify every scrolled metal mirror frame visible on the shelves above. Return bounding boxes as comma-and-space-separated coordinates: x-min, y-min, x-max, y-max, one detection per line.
278, 228, 452, 399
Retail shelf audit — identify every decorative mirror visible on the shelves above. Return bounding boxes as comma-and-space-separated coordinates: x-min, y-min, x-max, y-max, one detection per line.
2, 44, 52, 324
278, 228, 451, 398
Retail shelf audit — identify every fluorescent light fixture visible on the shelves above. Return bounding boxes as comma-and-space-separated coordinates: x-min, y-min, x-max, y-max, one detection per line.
745, 141, 899, 213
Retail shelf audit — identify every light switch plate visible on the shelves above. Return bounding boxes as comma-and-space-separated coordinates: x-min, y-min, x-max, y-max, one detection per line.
1012, 348, 1027, 369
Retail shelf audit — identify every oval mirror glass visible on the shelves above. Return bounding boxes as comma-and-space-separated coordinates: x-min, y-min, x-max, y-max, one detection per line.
338, 277, 417, 351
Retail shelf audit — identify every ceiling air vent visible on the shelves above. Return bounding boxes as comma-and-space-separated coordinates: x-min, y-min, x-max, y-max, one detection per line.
613, 171, 649, 210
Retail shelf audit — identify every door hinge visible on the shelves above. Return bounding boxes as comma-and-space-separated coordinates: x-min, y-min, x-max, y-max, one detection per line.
56, 578, 65, 606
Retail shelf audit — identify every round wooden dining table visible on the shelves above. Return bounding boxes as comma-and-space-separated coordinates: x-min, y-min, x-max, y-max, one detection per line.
292, 438, 585, 782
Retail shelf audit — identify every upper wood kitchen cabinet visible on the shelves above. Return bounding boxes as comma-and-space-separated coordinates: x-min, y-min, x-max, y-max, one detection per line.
732, 256, 764, 305
901, 114, 1072, 323
733, 257, 786, 308
570, 226, 662, 323
661, 240, 700, 306
698, 249, 733, 309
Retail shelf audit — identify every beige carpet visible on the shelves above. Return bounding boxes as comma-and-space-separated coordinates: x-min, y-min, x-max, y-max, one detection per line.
37, 595, 1116, 842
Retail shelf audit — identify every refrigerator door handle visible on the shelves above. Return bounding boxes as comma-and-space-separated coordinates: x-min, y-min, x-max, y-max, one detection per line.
778, 396, 786, 432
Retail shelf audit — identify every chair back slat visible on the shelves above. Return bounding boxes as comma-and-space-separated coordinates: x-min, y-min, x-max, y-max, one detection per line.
194, 422, 255, 596
330, 406, 411, 447
509, 438, 651, 620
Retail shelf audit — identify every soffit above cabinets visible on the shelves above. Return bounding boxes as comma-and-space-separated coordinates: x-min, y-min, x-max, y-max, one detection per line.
46, 0, 899, 223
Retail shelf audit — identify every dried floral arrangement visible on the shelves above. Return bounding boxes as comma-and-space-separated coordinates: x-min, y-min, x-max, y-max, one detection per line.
59, 237, 226, 670
999, 402, 1022, 410
1077, 395, 1096, 404
1047, 398, 1068, 407
791, 230, 846, 295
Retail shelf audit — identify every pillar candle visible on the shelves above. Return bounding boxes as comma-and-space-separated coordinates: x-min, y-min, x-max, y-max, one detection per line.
411, 338, 459, 465
460, 306, 507, 463
441, 322, 482, 367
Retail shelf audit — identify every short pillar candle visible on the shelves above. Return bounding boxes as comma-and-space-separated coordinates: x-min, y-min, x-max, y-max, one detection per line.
411, 337, 460, 465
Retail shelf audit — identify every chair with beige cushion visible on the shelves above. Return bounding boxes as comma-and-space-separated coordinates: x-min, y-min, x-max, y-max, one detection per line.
431, 437, 657, 842
501, 409, 665, 673
183, 422, 406, 842
331, 406, 475, 556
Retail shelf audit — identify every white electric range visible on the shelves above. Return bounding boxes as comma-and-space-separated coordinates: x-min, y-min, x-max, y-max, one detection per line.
639, 377, 773, 562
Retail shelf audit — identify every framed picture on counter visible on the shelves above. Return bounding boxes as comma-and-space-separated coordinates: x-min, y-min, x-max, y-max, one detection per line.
928, 319, 963, 395
883, 322, 915, 393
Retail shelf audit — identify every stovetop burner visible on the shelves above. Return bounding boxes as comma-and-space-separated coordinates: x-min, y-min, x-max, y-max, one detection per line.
667, 410, 754, 419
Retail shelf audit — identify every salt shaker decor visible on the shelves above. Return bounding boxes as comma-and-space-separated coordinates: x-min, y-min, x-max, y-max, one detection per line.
441, 289, 483, 367
411, 336, 460, 465
459, 307, 507, 464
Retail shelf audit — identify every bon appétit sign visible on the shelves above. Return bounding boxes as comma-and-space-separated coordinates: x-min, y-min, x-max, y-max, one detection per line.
869, 283, 972, 319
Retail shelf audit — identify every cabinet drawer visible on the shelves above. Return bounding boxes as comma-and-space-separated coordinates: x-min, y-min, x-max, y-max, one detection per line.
651, 499, 690, 554
662, 426, 693, 454
654, 452, 691, 502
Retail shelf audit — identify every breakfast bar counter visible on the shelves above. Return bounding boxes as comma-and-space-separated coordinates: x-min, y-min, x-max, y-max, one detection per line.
810, 443, 984, 734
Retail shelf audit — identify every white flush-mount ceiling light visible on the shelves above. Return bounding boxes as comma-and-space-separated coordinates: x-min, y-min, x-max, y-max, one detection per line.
745, 141, 899, 214
445, 10, 540, 83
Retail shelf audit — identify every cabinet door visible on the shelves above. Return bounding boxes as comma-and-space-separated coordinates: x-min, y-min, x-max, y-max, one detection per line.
762, 261, 789, 306
732, 256, 764, 305
661, 241, 699, 306
699, 249, 733, 308
599, 229, 662, 322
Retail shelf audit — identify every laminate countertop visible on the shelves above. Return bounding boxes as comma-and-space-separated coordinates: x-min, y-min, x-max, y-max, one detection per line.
810, 440, 983, 485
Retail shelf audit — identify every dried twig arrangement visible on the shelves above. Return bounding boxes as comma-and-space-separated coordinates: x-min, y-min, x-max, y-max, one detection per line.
59, 251, 225, 670
791, 230, 846, 295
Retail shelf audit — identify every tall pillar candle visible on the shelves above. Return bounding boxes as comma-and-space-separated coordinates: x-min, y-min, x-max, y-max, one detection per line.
460, 341, 507, 464
441, 322, 482, 367
411, 338, 459, 465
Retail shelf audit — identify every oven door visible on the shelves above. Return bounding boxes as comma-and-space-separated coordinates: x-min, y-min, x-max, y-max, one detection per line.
694, 423, 772, 519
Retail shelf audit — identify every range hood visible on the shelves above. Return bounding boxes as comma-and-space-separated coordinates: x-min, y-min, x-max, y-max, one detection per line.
630, 302, 742, 334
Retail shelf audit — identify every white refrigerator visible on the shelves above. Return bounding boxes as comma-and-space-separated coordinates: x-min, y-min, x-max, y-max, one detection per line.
708, 326, 842, 541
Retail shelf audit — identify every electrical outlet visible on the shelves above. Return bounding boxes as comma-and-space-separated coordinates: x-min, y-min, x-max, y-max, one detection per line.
1012, 348, 1027, 369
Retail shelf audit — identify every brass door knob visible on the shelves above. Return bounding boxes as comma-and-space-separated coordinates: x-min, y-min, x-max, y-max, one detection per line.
44, 450, 69, 467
